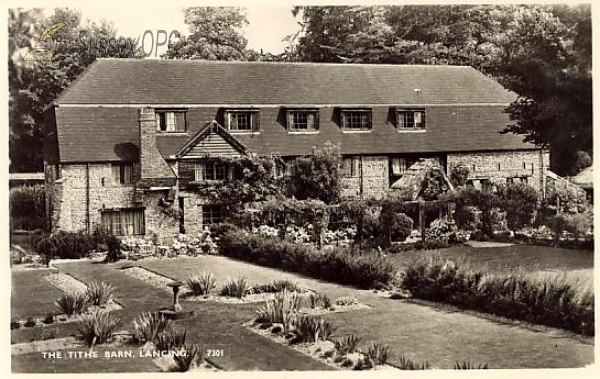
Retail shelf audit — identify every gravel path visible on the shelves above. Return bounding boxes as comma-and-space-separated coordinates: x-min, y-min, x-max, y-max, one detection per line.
44, 273, 88, 293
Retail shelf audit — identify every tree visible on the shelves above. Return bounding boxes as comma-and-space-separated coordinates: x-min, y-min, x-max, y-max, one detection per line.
288, 142, 341, 204
163, 7, 248, 60
494, 5, 592, 176
9, 8, 140, 172
290, 5, 592, 176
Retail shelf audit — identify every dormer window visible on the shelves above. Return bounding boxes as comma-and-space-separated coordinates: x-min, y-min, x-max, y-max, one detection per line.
341, 109, 372, 131
225, 109, 260, 132
156, 110, 187, 132
397, 109, 426, 130
287, 108, 319, 132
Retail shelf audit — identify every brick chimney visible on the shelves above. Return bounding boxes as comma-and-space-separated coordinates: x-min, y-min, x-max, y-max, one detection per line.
139, 107, 176, 181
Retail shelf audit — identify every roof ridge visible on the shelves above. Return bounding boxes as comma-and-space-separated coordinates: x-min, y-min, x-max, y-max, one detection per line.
95, 57, 474, 69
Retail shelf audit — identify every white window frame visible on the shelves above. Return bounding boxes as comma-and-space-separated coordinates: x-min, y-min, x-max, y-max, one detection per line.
226, 110, 259, 132
397, 109, 426, 130
341, 109, 372, 131
287, 109, 319, 133
156, 110, 187, 132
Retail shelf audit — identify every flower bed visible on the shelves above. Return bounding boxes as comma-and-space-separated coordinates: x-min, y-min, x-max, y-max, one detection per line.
219, 229, 395, 290
400, 259, 594, 336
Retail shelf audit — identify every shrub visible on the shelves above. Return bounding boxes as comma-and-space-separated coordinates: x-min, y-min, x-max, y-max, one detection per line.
454, 361, 489, 369
219, 230, 396, 289
364, 343, 391, 366
187, 272, 216, 296
424, 217, 456, 248
85, 281, 115, 306
171, 345, 200, 372
256, 289, 300, 333
104, 234, 123, 262
55, 291, 89, 316
380, 211, 414, 244
496, 182, 540, 230
391, 213, 414, 242
334, 334, 362, 355
43, 313, 54, 324
133, 312, 170, 344
76, 311, 121, 346
24, 316, 36, 328
10, 185, 44, 230
35, 231, 95, 260
220, 277, 249, 298
397, 355, 431, 370
288, 142, 341, 204
449, 165, 471, 187
209, 222, 239, 240
154, 329, 187, 351
10, 320, 21, 330
401, 259, 594, 336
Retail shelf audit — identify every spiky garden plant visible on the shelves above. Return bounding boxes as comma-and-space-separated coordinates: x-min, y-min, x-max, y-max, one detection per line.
55, 291, 89, 316
76, 311, 121, 346
154, 328, 187, 351
256, 289, 300, 333
454, 361, 489, 369
364, 343, 391, 366
133, 311, 169, 344
334, 334, 362, 355
220, 277, 249, 298
85, 281, 115, 306
187, 272, 216, 296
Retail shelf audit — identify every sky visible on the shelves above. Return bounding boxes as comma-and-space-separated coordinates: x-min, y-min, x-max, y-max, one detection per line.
57, 5, 302, 55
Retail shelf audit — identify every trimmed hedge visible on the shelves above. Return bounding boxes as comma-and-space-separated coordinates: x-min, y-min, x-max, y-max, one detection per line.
10, 185, 44, 231
401, 260, 594, 336
219, 229, 395, 289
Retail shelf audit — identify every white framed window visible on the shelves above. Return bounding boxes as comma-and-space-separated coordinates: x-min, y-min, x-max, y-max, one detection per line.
287, 109, 319, 132
397, 109, 426, 130
156, 110, 186, 132
226, 110, 259, 132
341, 109, 372, 130
111, 163, 135, 184
194, 161, 228, 181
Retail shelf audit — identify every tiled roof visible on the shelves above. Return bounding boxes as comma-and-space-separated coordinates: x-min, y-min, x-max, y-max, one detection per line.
54, 58, 517, 105
48, 59, 538, 163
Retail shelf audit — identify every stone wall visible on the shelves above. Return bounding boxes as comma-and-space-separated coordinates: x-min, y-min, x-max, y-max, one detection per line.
142, 191, 180, 243
340, 156, 389, 200
51, 163, 137, 232
139, 107, 176, 180
49, 163, 178, 240
447, 150, 547, 190
180, 192, 206, 235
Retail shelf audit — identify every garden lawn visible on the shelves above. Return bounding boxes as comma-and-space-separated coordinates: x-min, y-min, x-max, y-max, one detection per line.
11, 268, 63, 319
11, 259, 332, 373
384, 244, 593, 277
141, 255, 594, 369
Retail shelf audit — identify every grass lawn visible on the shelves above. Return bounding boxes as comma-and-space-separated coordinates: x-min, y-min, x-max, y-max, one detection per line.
11, 268, 63, 319
10, 260, 333, 373
385, 244, 593, 277
140, 255, 594, 369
